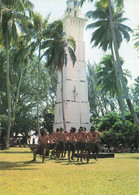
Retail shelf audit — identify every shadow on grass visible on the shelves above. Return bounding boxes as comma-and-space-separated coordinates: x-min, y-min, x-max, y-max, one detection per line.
62, 161, 96, 166
45, 157, 96, 165
46, 157, 67, 162
117, 156, 139, 160
52, 159, 68, 164
0, 160, 39, 170
0, 150, 31, 154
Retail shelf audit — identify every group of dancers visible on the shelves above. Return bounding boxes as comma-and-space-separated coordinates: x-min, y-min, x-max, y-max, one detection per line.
32, 126, 101, 163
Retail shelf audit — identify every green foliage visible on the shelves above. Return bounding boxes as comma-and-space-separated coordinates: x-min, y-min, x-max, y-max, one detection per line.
12, 114, 37, 136
43, 111, 55, 134
98, 109, 139, 146
90, 117, 101, 126
101, 120, 137, 147
96, 55, 131, 97
87, 61, 119, 117
125, 107, 139, 123
43, 20, 76, 71
0, 49, 7, 115
0, 115, 8, 132
130, 77, 139, 107
87, 62, 101, 117
97, 112, 120, 131
0, 115, 14, 130
0, 0, 34, 47
134, 25, 139, 52
86, 2, 133, 51
0, 0, 138, 147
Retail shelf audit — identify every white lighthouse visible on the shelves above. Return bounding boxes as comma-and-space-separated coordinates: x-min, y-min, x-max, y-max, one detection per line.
54, 0, 90, 131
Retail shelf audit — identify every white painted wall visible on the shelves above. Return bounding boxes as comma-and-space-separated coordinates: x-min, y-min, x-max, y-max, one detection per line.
54, 1, 90, 131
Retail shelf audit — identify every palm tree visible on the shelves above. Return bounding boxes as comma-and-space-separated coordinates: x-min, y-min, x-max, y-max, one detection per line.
11, 36, 34, 125
134, 25, 139, 54
80, 0, 139, 129
0, 0, 34, 148
79, 0, 123, 7
87, 62, 106, 117
96, 55, 130, 118
107, 0, 139, 129
87, 62, 100, 117
86, 4, 132, 51
25, 13, 50, 135
96, 55, 131, 99
42, 20, 76, 130
0, 0, 3, 23
86, 2, 132, 125
131, 77, 139, 107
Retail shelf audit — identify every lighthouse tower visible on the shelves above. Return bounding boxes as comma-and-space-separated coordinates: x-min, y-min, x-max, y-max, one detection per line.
54, 0, 90, 131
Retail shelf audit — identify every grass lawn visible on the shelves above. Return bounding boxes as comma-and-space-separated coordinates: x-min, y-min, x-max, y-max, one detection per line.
0, 147, 138, 195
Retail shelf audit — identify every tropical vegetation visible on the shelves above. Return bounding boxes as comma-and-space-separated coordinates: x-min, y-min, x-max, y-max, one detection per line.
0, 0, 139, 149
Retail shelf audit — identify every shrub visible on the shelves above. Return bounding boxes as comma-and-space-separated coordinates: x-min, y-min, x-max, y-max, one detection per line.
97, 110, 139, 147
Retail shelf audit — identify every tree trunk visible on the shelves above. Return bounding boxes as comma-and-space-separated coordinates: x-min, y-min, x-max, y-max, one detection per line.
37, 45, 41, 136
13, 69, 23, 123
61, 68, 66, 130
6, 36, 11, 149
0, 0, 2, 23
97, 95, 105, 117
108, 0, 139, 129
101, 95, 108, 114
110, 43, 126, 126
109, 98, 115, 112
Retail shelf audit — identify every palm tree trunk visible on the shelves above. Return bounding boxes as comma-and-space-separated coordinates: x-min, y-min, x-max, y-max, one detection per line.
102, 95, 108, 114
6, 36, 11, 148
108, 0, 139, 129
37, 45, 41, 136
0, 0, 2, 23
97, 96, 105, 117
61, 68, 66, 130
110, 43, 126, 126
109, 98, 115, 112
13, 69, 23, 123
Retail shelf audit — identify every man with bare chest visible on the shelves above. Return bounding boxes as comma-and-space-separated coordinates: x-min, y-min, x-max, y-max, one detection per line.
66, 127, 76, 161
75, 127, 87, 162
86, 126, 101, 163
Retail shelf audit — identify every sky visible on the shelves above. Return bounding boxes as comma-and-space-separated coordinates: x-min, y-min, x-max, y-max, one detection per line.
31, 0, 139, 84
